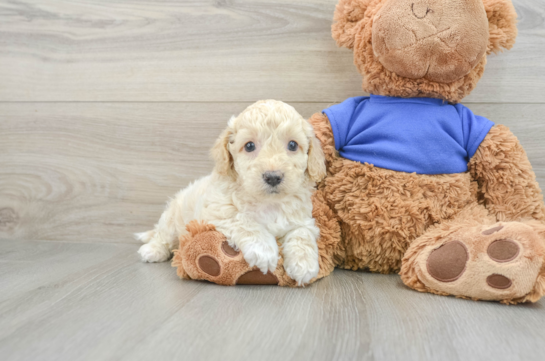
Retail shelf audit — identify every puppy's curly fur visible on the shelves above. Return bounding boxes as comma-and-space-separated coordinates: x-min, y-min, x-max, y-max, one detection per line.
136, 100, 326, 285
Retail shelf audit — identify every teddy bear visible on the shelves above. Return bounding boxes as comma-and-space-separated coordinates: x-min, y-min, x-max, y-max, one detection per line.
172, 0, 545, 304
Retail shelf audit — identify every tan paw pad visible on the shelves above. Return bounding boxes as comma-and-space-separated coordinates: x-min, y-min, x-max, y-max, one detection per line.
236, 270, 279, 285
486, 274, 513, 289
417, 222, 544, 301
427, 241, 468, 282
482, 225, 504, 235
197, 255, 221, 277
221, 241, 240, 257
487, 239, 520, 263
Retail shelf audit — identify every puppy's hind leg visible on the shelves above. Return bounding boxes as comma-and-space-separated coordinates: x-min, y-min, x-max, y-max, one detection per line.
137, 197, 182, 263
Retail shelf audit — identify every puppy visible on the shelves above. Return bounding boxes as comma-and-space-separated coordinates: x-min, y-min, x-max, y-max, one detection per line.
136, 100, 326, 285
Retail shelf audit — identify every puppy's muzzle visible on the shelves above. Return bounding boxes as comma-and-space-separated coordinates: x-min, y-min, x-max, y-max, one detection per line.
263, 171, 284, 187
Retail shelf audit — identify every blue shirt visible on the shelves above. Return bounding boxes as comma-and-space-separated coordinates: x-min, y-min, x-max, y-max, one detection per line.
322, 95, 494, 175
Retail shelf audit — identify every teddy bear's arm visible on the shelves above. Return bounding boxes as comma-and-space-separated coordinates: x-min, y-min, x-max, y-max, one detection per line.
308, 112, 339, 171
307, 111, 345, 274
469, 124, 545, 222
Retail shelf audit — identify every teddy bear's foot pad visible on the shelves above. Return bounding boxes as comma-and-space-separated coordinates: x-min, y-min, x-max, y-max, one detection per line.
236, 270, 279, 285
195, 253, 279, 285
426, 241, 468, 282
487, 238, 519, 262
417, 222, 544, 301
172, 222, 285, 286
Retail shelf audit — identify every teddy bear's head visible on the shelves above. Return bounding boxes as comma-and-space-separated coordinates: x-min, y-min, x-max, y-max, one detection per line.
333, 0, 518, 102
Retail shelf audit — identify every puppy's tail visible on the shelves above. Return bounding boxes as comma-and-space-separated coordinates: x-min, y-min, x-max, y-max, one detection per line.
134, 230, 155, 243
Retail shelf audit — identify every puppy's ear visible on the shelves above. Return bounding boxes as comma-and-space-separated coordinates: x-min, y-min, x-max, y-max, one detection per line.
482, 0, 518, 54
211, 117, 237, 180
332, 0, 371, 49
306, 124, 327, 183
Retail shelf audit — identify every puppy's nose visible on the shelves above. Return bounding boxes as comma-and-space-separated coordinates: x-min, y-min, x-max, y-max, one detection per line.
263, 171, 283, 187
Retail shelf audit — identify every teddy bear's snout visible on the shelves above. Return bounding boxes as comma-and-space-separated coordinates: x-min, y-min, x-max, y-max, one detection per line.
371, 0, 489, 84
411, 2, 432, 20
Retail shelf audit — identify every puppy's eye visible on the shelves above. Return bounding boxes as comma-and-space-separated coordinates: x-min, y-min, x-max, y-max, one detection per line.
244, 142, 256, 152
288, 141, 298, 152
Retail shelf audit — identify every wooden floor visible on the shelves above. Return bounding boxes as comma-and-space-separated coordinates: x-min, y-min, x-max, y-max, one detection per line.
1, 1, 545, 360
2, 240, 545, 361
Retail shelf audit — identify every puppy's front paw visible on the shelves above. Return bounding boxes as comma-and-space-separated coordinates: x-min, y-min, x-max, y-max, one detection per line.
138, 243, 171, 263
240, 240, 279, 274
284, 244, 319, 286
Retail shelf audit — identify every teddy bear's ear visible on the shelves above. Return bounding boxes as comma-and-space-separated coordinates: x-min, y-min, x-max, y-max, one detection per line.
482, 0, 518, 54
332, 0, 371, 49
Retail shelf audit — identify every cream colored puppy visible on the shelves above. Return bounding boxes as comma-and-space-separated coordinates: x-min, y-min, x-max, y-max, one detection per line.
136, 100, 326, 285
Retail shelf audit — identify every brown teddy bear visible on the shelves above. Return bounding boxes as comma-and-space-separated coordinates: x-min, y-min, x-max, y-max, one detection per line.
172, 0, 545, 304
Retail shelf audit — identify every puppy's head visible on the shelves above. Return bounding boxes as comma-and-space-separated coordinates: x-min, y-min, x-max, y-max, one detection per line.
211, 100, 326, 198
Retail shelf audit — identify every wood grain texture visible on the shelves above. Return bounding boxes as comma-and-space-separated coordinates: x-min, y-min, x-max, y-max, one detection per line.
0, 0, 544, 102
0, 240, 544, 361
1, 102, 544, 244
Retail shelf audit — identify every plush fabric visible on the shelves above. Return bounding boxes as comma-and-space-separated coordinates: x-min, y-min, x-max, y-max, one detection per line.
322, 95, 494, 174
372, 0, 490, 83
332, 0, 517, 103
173, 0, 545, 304
311, 112, 479, 274
172, 220, 296, 287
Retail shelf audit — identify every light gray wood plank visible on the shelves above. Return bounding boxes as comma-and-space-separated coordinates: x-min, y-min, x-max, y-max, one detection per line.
1, 102, 544, 244
0, 0, 543, 103
137, 271, 545, 361
0, 240, 544, 361
0, 240, 206, 361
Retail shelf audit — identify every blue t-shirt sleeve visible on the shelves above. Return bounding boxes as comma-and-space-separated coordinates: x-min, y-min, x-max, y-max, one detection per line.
323, 97, 365, 151
456, 104, 494, 159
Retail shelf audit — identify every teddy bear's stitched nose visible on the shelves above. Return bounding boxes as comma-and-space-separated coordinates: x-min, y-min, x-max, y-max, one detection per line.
411, 2, 432, 19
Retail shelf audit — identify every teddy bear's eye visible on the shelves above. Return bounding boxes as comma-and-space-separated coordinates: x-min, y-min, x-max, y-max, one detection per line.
244, 142, 256, 152
288, 141, 298, 152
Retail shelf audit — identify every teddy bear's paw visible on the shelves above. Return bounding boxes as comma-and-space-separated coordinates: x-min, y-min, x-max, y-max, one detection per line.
176, 228, 280, 286
417, 222, 545, 301
235, 269, 279, 285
